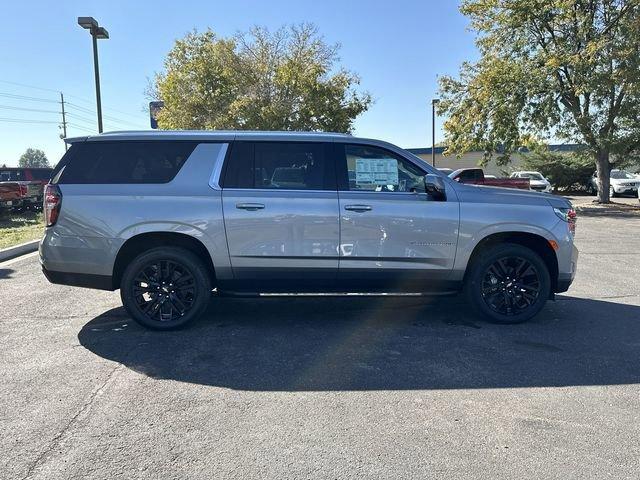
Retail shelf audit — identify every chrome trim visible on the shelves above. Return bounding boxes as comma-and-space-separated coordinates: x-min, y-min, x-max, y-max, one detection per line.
208, 143, 230, 191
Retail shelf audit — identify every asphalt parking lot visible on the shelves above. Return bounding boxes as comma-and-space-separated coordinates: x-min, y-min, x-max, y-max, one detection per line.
1, 207, 639, 479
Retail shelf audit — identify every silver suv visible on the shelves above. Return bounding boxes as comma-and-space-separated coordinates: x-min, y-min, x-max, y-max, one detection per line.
40, 131, 578, 329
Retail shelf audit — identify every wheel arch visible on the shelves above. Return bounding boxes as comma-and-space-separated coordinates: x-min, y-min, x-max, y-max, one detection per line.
464, 231, 559, 292
112, 232, 216, 288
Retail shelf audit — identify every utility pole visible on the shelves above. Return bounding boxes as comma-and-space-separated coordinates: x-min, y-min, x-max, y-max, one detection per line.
60, 92, 68, 151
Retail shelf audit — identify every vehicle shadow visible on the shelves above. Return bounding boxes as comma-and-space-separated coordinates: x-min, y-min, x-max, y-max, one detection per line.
78, 295, 640, 391
0, 268, 15, 280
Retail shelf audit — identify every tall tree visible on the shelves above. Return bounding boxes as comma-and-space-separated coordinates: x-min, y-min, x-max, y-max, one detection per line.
18, 148, 50, 168
151, 24, 371, 133
439, 0, 640, 202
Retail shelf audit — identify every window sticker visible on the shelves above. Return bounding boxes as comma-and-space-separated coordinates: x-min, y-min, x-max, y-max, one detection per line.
355, 158, 399, 186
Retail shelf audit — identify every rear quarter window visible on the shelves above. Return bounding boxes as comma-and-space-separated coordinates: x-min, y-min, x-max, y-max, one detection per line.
55, 141, 197, 184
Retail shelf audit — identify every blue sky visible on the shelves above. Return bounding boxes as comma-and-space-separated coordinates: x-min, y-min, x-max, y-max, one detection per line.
0, 0, 477, 165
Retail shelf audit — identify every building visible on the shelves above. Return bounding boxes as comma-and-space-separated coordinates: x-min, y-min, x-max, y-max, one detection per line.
407, 144, 582, 176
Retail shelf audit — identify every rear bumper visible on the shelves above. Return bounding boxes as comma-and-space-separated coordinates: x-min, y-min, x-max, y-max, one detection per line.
41, 266, 115, 291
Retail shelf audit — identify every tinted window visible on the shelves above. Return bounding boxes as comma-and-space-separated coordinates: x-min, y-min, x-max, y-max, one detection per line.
30, 169, 53, 181
56, 141, 197, 184
222, 141, 334, 191
0, 170, 24, 181
457, 169, 481, 182
341, 144, 425, 193
222, 142, 254, 189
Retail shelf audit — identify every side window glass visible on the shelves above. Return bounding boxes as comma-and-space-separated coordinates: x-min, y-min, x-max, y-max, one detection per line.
58, 141, 196, 184
254, 142, 326, 190
222, 142, 254, 189
344, 145, 425, 193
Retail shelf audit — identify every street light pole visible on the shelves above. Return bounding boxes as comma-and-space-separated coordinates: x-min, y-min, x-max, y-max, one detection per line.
431, 98, 440, 167
91, 32, 103, 133
78, 17, 109, 133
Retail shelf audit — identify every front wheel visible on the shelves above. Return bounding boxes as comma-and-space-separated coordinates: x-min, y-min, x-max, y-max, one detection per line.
120, 247, 212, 330
465, 244, 551, 324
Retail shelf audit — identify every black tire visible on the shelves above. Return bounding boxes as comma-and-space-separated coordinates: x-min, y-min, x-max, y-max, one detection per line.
120, 247, 212, 330
465, 243, 551, 324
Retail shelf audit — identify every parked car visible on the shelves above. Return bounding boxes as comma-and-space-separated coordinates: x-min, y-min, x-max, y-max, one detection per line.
510, 171, 552, 193
0, 181, 26, 211
0, 167, 53, 210
588, 169, 639, 197
449, 168, 531, 190
40, 131, 578, 329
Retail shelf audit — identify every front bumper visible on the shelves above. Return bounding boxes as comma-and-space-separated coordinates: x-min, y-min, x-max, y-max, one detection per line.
613, 185, 638, 194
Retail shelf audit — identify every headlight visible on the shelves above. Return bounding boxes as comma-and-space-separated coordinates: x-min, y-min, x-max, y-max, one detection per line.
554, 207, 577, 235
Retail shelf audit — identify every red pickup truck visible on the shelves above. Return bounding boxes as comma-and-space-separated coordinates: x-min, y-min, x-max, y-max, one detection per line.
0, 182, 27, 211
0, 167, 53, 211
449, 168, 530, 190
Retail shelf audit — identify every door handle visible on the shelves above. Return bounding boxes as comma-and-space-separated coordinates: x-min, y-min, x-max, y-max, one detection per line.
344, 204, 372, 212
236, 203, 265, 211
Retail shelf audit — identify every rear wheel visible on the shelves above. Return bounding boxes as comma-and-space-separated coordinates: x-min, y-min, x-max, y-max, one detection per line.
465, 244, 551, 324
120, 247, 212, 330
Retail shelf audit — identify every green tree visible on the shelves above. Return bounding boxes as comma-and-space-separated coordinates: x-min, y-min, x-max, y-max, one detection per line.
151, 24, 371, 133
18, 148, 50, 168
439, 1, 640, 203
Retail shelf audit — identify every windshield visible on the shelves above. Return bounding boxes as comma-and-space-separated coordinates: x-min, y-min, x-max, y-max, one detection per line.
519, 172, 544, 180
610, 170, 635, 179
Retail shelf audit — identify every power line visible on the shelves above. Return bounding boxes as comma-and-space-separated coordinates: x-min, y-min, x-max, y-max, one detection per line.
66, 93, 144, 119
0, 117, 59, 124
0, 92, 59, 104
0, 79, 61, 94
0, 78, 146, 123
66, 102, 145, 128
0, 104, 60, 114
66, 111, 100, 124
67, 122, 96, 133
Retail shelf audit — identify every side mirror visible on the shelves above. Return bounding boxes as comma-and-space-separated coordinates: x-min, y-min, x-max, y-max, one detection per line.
424, 174, 447, 200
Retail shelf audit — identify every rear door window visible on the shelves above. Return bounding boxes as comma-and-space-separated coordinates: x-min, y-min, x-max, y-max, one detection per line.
55, 141, 197, 184
222, 141, 335, 191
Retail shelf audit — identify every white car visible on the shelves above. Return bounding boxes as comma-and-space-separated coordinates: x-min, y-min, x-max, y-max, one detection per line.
510, 171, 552, 193
589, 169, 639, 197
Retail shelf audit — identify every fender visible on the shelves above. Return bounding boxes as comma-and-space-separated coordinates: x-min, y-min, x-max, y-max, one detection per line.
115, 219, 232, 281
452, 220, 561, 280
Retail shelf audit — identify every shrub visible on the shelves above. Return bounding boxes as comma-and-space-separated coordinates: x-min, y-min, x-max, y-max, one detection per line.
522, 148, 594, 191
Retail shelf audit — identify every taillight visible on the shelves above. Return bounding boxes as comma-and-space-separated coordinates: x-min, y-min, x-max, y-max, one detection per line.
44, 184, 62, 227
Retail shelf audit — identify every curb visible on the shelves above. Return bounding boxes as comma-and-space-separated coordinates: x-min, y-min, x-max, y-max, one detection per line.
0, 240, 39, 263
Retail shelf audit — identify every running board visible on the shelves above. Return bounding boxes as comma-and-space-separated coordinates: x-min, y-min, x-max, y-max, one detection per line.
216, 290, 459, 298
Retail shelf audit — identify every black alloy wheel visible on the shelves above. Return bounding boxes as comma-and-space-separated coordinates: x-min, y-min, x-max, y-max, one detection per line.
466, 243, 551, 324
480, 256, 541, 316
132, 259, 197, 322
121, 247, 212, 330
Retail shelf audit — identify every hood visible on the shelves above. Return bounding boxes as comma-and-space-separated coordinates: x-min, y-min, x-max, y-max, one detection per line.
529, 179, 550, 185
451, 181, 569, 208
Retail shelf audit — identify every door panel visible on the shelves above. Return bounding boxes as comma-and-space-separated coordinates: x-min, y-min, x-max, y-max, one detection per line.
223, 189, 339, 285
336, 143, 460, 291
338, 191, 459, 288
